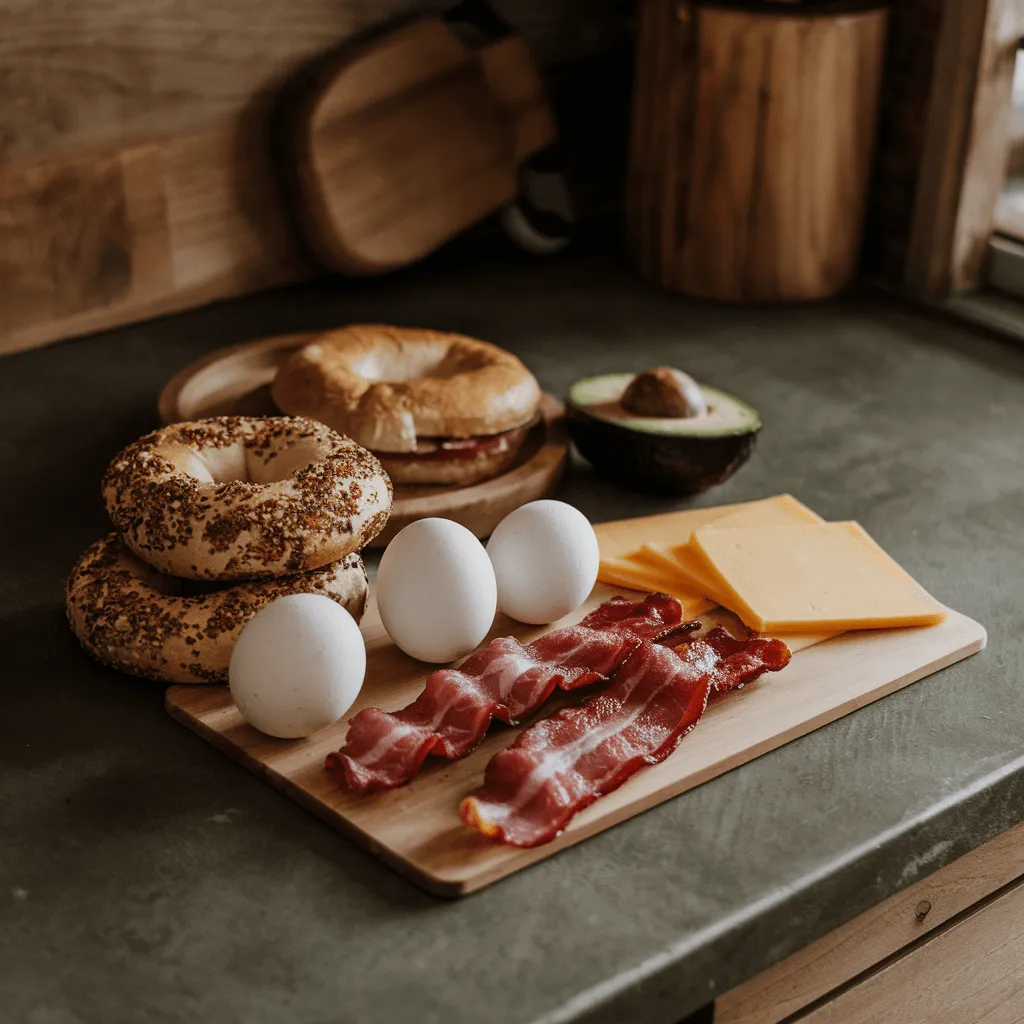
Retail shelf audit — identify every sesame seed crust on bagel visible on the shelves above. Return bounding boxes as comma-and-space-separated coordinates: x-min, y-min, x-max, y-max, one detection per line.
66, 535, 369, 684
102, 416, 392, 581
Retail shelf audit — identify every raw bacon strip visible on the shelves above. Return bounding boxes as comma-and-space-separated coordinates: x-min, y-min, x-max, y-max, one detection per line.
460, 628, 791, 847
327, 594, 695, 795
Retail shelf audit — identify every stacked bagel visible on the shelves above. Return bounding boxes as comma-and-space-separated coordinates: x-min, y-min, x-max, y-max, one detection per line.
66, 416, 392, 684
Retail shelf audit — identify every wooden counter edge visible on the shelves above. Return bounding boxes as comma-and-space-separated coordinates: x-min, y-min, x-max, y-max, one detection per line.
715, 817, 1024, 1024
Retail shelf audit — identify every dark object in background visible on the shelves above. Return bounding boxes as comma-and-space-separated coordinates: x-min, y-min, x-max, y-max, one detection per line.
565, 371, 760, 495
500, 144, 575, 255
627, 0, 889, 301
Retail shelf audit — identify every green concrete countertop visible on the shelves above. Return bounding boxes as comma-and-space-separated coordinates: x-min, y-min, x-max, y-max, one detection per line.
3, 247, 1022, 1024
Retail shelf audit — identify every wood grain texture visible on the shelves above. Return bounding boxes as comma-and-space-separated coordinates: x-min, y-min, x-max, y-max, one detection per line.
627, 0, 888, 301
157, 332, 567, 546
0, 0, 340, 352
905, 0, 1019, 295
289, 19, 554, 274
0, 150, 137, 328
478, 34, 557, 164
947, 0, 1021, 292
717, 818, 1024, 1024
0, 0, 603, 164
0, 0, 573, 354
0, 122, 312, 356
794, 874, 1024, 1024
0, 0, 363, 163
165, 505, 986, 897
0, 0, 622, 161
158, 332, 316, 422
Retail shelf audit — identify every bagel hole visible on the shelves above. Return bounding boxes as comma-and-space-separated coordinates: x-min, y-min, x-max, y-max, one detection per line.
245, 444, 320, 484
161, 442, 246, 485
354, 342, 488, 383
199, 442, 248, 483
164, 440, 320, 487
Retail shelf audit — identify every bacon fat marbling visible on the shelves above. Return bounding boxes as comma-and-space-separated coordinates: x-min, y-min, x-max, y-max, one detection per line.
460, 628, 791, 847
327, 595, 695, 794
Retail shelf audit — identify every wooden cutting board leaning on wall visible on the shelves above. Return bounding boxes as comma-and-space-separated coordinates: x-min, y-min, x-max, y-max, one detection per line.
285, 16, 556, 273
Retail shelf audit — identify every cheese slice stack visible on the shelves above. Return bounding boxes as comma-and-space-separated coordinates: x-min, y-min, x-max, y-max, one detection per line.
597, 493, 945, 635
637, 494, 822, 606
597, 494, 819, 605
596, 557, 714, 619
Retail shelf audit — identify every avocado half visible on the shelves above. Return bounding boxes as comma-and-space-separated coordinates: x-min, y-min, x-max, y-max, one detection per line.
566, 373, 760, 495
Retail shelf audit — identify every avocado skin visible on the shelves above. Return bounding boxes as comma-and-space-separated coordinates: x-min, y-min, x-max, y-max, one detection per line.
566, 404, 758, 496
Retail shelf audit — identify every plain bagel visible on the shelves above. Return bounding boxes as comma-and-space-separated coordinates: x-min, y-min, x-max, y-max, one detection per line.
102, 416, 392, 581
270, 325, 541, 455
66, 535, 368, 684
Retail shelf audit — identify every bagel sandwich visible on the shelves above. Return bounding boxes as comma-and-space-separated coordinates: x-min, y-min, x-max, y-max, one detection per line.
271, 326, 541, 487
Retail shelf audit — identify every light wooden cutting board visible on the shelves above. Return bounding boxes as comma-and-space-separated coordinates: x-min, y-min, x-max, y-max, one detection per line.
166, 505, 986, 897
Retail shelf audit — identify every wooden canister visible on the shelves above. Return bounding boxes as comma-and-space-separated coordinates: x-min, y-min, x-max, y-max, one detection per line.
627, 0, 889, 301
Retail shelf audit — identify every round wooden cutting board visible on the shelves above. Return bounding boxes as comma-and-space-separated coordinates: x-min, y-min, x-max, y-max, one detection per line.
158, 333, 568, 547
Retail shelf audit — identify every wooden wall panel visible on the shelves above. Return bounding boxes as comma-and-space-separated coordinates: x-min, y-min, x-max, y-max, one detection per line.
0, 0, 630, 166
0, 0, 367, 162
0, 0, 360, 354
0, 0, 630, 355
0, 125, 312, 353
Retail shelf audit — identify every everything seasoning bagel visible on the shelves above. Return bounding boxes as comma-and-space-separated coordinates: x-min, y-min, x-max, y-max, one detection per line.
66, 536, 368, 684
102, 416, 392, 581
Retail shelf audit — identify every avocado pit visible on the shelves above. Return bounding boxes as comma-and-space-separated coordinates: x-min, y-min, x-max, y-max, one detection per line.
621, 368, 708, 419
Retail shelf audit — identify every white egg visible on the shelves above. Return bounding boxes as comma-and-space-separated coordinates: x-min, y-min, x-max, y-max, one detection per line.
229, 593, 366, 739
377, 518, 497, 663
487, 500, 599, 625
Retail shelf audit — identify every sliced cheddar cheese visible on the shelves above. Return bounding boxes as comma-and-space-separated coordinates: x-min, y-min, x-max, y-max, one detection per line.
639, 542, 730, 605
628, 544, 700, 584
694, 493, 823, 534
624, 544, 728, 607
597, 557, 713, 618
596, 494, 816, 561
690, 521, 947, 633
632, 494, 824, 604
